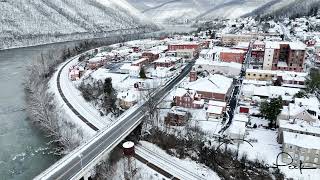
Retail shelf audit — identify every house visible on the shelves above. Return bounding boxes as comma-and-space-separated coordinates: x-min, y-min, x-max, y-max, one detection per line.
154, 57, 181, 68
207, 100, 227, 111
164, 107, 190, 126
199, 49, 216, 61
151, 67, 175, 78
69, 69, 80, 81
87, 57, 106, 69
277, 97, 320, 124
282, 131, 320, 168
278, 119, 320, 143
117, 90, 139, 109
174, 88, 203, 109
206, 105, 224, 119
186, 74, 234, 102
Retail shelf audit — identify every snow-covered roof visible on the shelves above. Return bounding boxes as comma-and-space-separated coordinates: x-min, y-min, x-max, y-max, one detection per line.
154, 57, 180, 63
132, 58, 148, 65
195, 58, 242, 69
175, 88, 197, 98
279, 119, 320, 136
265, 41, 280, 49
295, 97, 320, 113
283, 131, 320, 149
208, 100, 227, 107
207, 106, 223, 115
186, 74, 233, 94
123, 141, 134, 149
220, 49, 246, 54
90, 68, 128, 83
289, 41, 307, 50
88, 57, 105, 63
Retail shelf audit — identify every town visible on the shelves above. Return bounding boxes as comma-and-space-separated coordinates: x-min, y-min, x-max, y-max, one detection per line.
54, 15, 320, 180
3, 1, 320, 180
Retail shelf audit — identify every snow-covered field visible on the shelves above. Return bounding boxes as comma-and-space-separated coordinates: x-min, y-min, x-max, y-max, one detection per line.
139, 141, 221, 180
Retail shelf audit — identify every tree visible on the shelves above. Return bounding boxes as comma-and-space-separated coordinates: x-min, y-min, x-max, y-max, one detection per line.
306, 68, 320, 94
294, 91, 307, 98
260, 96, 283, 128
103, 78, 117, 114
139, 67, 147, 79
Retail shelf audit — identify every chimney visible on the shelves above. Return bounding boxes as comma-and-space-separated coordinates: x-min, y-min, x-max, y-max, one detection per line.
189, 68, 197, 82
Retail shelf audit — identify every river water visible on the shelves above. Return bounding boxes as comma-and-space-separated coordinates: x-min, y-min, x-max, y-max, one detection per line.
0, 42, 78, 180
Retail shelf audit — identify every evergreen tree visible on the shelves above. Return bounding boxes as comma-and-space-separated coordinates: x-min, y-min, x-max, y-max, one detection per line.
306, 68, 320, 94
260, 96, 283, 128
139, 67, 147, 79
103, 78, 117, 114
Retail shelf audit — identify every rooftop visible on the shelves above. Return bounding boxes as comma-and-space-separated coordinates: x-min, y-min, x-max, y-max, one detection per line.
186, 74, 233, 94
283, 131, 320, 149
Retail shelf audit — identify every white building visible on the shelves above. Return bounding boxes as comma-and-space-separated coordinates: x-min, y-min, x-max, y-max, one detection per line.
282, 131, 320, 168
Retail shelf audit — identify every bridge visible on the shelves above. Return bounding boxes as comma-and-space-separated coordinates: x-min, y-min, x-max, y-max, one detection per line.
34, 49, 196, 180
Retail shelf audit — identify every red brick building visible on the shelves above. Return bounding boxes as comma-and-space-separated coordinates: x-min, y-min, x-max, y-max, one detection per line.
174, 88, 204, 109
220, 49, 246, 63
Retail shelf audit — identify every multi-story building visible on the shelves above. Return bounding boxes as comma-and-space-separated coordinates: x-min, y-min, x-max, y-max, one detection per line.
221, 34, 257, 45
263, 41, 306, 72
282, 131, 320, 168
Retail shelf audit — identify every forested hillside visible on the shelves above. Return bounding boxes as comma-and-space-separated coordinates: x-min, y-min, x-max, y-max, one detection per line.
0, 0, 156, 49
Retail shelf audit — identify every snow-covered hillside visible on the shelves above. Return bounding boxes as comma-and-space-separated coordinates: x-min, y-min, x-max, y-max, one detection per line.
0, 0, 154, 49
127, 0, 283, 24
258, 0, 320, 18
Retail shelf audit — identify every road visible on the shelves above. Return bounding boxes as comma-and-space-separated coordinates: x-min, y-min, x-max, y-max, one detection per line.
35, 53, 195, 180
220, 45, 252, 133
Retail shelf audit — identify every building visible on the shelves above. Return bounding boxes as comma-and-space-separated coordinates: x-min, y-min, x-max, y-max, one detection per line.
164, 107, 190, 126
186, 74, 233, 102
117, 90, 139, 109
174, 88, 204, 109
131, 58, 149, 67
277, 97, 320, 125
220, 49, 246, 63
282, 131, 320, 168
142, 51, 160, 62
221, 34, 257, 45
154, 57, 181, 68
194, 58, 242, 77
251, 40, 265, 68
206, 106, 224, 119
87, 57, 106, 69
245, 69, 307, 88
199, 49, 215, 61
263, 41, 306, 72
278, 119, 320, 143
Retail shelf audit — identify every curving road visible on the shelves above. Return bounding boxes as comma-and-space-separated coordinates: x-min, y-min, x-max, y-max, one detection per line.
35, 50, 195, 179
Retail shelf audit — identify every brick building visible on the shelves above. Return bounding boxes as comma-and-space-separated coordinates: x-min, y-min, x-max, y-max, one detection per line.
220, 49, 246, 63
142, 51, 160, 62
263, 41, 306, 72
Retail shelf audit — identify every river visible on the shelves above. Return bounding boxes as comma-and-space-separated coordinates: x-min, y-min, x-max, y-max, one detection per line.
0, 42, 78, 180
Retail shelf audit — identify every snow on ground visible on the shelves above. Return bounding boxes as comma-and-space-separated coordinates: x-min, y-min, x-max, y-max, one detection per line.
227, 117, 320, 180
140, 141, 221, 180
49, 61, 96, 140
111, 157, 169, 180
